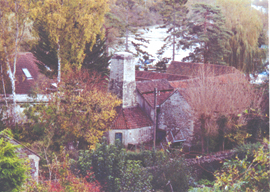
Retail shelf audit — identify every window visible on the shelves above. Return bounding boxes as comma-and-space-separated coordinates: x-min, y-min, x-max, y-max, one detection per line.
115, 132, 122, 144
22, 68, 33, 80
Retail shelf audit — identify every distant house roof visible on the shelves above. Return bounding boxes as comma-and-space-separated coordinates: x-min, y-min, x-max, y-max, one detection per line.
169, 72, 246, 89
135, 71, 190, 81
15, 52, 51, 94
111, 106, 153, 130
136, 79, 174, 94
167, 61, 236, 77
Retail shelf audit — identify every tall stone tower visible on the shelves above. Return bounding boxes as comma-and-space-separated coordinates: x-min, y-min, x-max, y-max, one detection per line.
109, 52, 136, 108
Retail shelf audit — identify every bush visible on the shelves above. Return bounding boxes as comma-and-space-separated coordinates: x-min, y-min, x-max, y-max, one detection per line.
150, 156, 191, 192
0, 134, 28, 192
214, 139, 270, 191
77, 140, 192, 192
25, 155, 101, 192
120, 160, 152, 192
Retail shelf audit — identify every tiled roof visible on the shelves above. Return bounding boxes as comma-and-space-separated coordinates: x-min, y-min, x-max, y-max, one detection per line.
167, 61, 236, 77
135, 71, 190, 81
15, 52, 50, 94
169, 79, 200, 89
111, 106, 153, 129
136, 79, 174, 94
169, 72, 246, 89
141, 91, 174, 108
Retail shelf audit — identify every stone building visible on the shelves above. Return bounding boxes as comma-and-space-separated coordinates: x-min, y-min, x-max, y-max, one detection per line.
108, 52, 239, 148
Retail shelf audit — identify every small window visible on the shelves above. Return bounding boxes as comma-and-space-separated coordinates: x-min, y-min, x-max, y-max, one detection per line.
115, 133, 122, 144
22, 68, 33, 80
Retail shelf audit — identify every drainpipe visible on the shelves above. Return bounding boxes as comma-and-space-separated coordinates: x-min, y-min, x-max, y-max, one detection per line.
153, 88, 157, 148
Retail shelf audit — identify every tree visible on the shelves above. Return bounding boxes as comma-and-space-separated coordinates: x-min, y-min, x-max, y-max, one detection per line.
159, 0, 188, 61
182, 68, 255, 153
21, 70, 121, 151
81, 35, 111, 76
108, 0, 151, 59
30, 21, 58, 79
31, 26, 110, 78
217, 0, 267, 74
0, 130, 28, 192
181, 3, 232, 65
31, 0, 109, 83
0, 0, 32, 114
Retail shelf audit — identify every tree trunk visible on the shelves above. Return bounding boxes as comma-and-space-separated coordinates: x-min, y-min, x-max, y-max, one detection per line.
57, 43, 61, 83
172, 6, 175, 61
4, 47, 16, 116
1, 65, 8, 107
200, 117, 206, 153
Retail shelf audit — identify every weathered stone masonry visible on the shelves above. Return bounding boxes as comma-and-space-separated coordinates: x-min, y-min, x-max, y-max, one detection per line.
109, 52, 137, 108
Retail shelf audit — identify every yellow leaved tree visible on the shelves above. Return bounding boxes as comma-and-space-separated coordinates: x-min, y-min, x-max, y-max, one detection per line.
31, 0, 109, 83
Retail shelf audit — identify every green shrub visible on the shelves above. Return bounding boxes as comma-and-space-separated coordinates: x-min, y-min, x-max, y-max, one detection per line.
0, 136, 28, 192
214, 139, 270, 191
77, 140, 191, 192
150, 156, 191, 192
120, 160, 152, 192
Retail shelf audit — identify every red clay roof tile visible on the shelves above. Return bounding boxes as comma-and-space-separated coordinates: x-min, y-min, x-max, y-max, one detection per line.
136, 79, 174, 94
111, 106, 153, 130
141, 91, 174, 108
135, 71, 190, 81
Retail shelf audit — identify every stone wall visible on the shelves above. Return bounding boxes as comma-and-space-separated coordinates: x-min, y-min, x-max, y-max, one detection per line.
109, 52, 136, 108
158, 91, 193, 145
137, 91, 154, 121
108, 126, 153, 147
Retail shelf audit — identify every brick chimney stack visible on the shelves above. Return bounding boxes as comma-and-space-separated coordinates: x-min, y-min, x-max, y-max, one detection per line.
109, 52, 136, 108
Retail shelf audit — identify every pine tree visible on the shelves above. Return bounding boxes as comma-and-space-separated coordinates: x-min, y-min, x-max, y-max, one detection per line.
181, 3, 232, 65
159, 0, 188, 61
108, 0, 151, 59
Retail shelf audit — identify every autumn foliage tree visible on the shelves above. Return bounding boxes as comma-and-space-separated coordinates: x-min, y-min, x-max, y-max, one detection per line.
31, 0, 109, 83
21, 70, 121, 153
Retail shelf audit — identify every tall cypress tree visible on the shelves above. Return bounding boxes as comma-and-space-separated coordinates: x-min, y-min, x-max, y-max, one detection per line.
82, 35, 111, 76
181, 3, 232, 65
31, 22, 58, 79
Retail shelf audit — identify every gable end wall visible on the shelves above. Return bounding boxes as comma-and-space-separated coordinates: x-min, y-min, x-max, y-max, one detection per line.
158, 91, 194, 145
